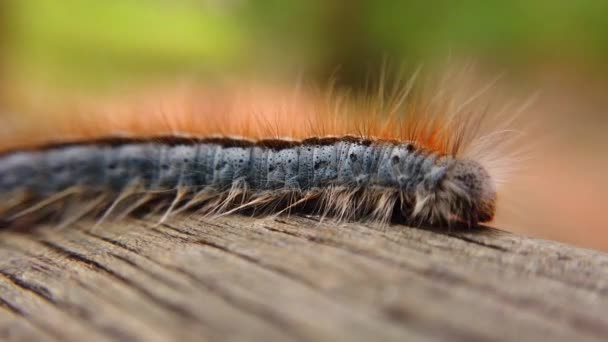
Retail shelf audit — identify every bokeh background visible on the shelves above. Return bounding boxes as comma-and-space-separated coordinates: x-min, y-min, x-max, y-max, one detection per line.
0, 0, 607, 251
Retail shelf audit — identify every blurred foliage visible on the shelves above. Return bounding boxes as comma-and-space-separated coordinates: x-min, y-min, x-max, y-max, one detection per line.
5, 0, 247, 85
1, 0, 607, 88
366, 1, 608, 61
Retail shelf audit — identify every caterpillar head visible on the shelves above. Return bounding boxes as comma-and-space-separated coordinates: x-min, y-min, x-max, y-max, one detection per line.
411, 158, 497, 226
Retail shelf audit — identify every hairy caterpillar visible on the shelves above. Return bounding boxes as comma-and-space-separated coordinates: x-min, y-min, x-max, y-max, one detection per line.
0, 72, 516, 229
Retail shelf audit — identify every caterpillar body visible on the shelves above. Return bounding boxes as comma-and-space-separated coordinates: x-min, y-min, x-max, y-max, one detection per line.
0, 75, 513, 228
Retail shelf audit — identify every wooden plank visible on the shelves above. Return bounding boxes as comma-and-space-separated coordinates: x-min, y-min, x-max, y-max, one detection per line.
0, 215, 606, 342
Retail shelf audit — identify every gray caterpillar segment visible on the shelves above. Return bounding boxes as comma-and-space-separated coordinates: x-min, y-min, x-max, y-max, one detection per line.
401, 148, 418, 192
195, 143, 217, 187
44, 146, 106, 193
113, 144, 159, 189
360, 143, 376, 182
130, 143, 162, 187
311, 144, 338, 187
283, 148, 301, 189
147, 144, 167, 188
405, 152, 426, 193
264, 148, 281, 189
103, 145, 135, 191
210, 145, 226, 188
167, 145, 199, 188
152, 144, 197, 189
269, 148, 299, 189
336, 140, 351, 177
337, 142, 368, 187
296, 144, 314, 189
0, 152, 41, 193
335, 141, 351, 184
261, 147, 279, 189
367, 142, 387, 185
375, 144, 397, 187
248, 145, 267, 189
213, 146, 250, 189
387, 145, 411, 188
63, 146, 107, 189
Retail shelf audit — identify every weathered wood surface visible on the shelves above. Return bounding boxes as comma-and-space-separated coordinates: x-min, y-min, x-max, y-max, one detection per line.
0, 215, 606, 342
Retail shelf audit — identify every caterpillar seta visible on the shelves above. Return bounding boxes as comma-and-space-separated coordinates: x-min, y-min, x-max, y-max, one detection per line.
0, 70, 519, 229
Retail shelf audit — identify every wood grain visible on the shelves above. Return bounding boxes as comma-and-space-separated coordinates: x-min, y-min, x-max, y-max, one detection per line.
0, 215, 606, 342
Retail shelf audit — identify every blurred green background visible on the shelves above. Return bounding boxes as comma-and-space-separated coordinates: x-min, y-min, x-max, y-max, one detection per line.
1, 0, 607, 250
2, 0, 608, 88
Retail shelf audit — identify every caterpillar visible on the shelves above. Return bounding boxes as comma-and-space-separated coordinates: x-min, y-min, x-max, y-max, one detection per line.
0, 71, 517, 229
